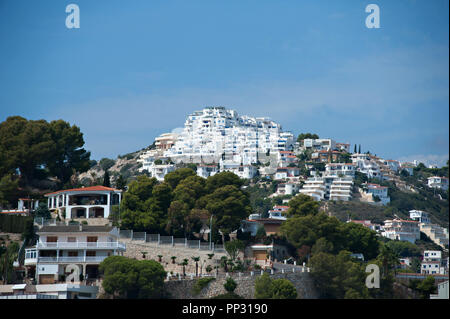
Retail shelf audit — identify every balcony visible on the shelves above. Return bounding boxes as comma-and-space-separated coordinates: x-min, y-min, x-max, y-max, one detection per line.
37, 256, 109, 263
37, 242, 126, 250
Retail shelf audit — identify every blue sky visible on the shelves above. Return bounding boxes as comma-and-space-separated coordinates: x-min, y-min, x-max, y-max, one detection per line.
0, 0, 448, 166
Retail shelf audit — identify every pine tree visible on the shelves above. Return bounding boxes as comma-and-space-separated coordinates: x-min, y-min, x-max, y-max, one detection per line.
103, 170, 111, 187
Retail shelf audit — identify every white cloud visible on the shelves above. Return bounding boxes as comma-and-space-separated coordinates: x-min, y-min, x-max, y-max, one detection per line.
397, 154, 449, 167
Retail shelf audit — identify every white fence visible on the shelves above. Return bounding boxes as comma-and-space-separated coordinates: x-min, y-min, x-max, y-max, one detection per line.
119, 229, 225, 252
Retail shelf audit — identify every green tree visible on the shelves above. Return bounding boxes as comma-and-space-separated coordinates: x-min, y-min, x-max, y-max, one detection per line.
254, 273, 273, 298
99, 158, 115, 171
115, 174, 127, 190
286, 194, 320, 217
205, 171, 244, 193
34, 202, 51, 219
0, 174, 20, 207
202, 185, 251, 237
223, 277, 237, 293
165, 200, 189, 237
99, 256, 166, 299
164, 168, 196, 189
224, 240, 245, 261
270, 279, 297, 299
103, 170, 111, 187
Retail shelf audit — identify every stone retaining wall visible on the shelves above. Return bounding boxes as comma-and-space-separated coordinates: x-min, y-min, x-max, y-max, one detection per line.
164, 272, 318, 299
122, 239, 228, 275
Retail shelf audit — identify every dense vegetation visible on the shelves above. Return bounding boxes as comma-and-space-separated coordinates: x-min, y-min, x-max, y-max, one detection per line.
99, 255, 166, 299
0, 116, 91, 207
119, 170, 252, 242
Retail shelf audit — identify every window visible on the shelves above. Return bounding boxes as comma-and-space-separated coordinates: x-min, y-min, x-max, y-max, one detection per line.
87, 237, 98, 242
47, 236, 58, 242
68, 237, 76, 242
86, 251, 96, 257
68, 251, 78, 257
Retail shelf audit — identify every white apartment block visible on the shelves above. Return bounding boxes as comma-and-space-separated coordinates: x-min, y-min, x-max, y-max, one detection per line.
300, 176, 353, 201
381, 219, 420, 243
351, 154, 382, 179
420, 224, 449, 249
409, 210, 431, 224
335, 143, 350, 153
197, 164, 219, 178
303, 138, 336, 151
274, 167, 300, 180
383, 159, 401, 172
362, 183, 390, 205
427, 176, 449, 191
275, 181, 301, 196
219, 160, 258, 179
24, 225, 126, 285
324, 163, 356, 177
299, 177, 327, 201
164, 107, 294, 166
45, 186, 122, 220
423, 250, 442, 262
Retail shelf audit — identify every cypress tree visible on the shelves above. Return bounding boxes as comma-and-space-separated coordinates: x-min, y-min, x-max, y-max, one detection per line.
358, 144, 361, 154
103, 170, 111, 187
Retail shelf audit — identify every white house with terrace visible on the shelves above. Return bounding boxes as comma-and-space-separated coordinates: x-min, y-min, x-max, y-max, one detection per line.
427, 176, 449, 191
45, 186, 122, 220
24, 225, 126, 285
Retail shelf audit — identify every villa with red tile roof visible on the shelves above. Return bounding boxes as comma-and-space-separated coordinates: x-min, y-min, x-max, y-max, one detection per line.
44, 186, 122, 220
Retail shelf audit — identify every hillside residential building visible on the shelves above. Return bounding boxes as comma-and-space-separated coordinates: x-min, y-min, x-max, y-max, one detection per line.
409, 210, 431, 224
24, 225, 126, 285
383, 160, 401, 172
163, 106, 294, 165
324, 163, 355, 177
275, 182, 301, 196
351, 154, 382, 179
196, 164, 219, 178
311, 150, 342, 163
0, 283, 99, 299
430, 280, 449, 299
347, 220, 382, 233
303, 138, 336, 152
299, 177, 327, 201
362, 183, 390, 205
274, 167, 300, 180
329, 177, 353, 201
335, 143, 350, 153
400, 163, 415, 176
240, 218, 284, 236
420, 224, 449, 248
427, 176, 449, 191
219, 160, 258, 179
44, 186, 122, 220
381, 219, 420, 243
421, 261, 444, 275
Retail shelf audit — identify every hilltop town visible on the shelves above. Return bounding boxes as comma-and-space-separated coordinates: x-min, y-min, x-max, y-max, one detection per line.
0, 106, 448, 299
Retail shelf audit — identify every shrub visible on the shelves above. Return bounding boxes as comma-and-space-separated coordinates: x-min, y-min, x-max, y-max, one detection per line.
192, 277, 215, 296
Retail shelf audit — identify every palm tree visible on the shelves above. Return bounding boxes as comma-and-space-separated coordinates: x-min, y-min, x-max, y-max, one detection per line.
157, 255, 163, 262
181, 259, 189, 277
207, 253, 214, 260
141, 251, 147, 259
171, 256, 177, 264
192, 256, 200, 277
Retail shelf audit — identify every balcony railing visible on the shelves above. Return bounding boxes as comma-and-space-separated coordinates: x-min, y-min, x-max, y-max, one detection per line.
37, 256, 108, 263
37, 242, 126, 250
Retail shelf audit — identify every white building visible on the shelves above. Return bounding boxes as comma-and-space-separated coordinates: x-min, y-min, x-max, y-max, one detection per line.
164, 106, 294, 166
303, 138, 336, 152
45, 186, 122, 220
430, 280, 449, 299
362, 183, 390, 205
300, 176, 353, 201
275, 181, 301, 196
409, 210, 431, 224
299, 177, 327, 201
0, 283, 99, 299
324, 163, 356, 177
427, 176, 449, 191
351, 154, 382, 179
329, 177, 354, 201
381, 219, 420, 243
274, 167, 300, 180
420, 224, 449, 249
24, 225, 126, 285
197, 164, 219, 178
